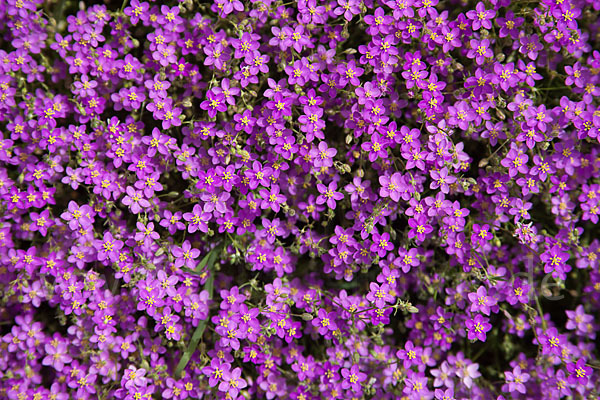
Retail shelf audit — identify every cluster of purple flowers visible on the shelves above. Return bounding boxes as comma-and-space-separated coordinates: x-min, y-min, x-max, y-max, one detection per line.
1, 0, 600, 398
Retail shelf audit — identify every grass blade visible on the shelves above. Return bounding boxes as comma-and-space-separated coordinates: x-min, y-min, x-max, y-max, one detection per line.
174, 244, 221, 377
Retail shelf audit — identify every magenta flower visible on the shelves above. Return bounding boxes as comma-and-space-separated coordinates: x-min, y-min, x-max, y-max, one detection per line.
316, 181, 344, 209
170, 241, 199, 270
370, 231, 394, 257
124, 0, 149, 24
309, 141, 337, 168
466, 2, 495, 30
183, 205, 211, 233
94, 232, 124, 263
362, 133, 389, 162
364, 7, 394, 36
215, 0, 244, 15
497, 10, 523, 38
245, 161, 273, 190
337, 60, 364, 87
200, 89, 227, 118
467, 38, 493, 65
261, 218, 284, 244
468, 286, 497, 316
566, 358, 592, 386
394, 247, 420, 273
408, 215, 433, 243
430, 167, 457, 194
448, 101, 475, 131
367, 282, 394, 308
341, 364, 367, 393
334, 0, 361, 21
466, 314, 492, 341
134, 222, 160, 247
121, 186, 151, 214
42, 340, 72, 372
540, 327, 567, 356
29, 209, 53, 236
312, 308, 338, 335
233, 109, 256, 134
204, 43, 230, 71
541, 244, 571, 280
218, 367, 247, 398
502, 366, 530, 394
379, 172, 406, 202
73, 75, 97, 97
471, 223, 493, 247
259, 185, 286, 213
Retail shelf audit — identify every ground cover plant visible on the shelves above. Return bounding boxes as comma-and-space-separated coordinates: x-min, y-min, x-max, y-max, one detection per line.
1, 0, 600, 398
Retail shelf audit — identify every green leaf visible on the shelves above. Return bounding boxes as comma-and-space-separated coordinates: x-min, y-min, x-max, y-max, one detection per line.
180, 245, 218, 276
174, 244, 221, 377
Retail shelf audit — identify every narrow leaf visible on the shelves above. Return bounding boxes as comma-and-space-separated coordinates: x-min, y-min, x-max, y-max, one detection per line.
174, 244, 221, 377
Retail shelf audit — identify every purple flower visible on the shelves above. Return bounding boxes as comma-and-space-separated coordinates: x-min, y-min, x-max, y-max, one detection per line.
468, 286, 497, 315
492, 62, 521, 92
497, 10, 523, 38
471, 223, 493, 248
370, 231, 394, 257
431, 362, 455, 389
466, 2, 495, 30
134, 172, 162, 197
379, 172, 406, 202
94, 232, 124, 263
134, 221, 160, 247
364, 7, 394, 35
448, 101, 475, 131
200, 89, 227, 118
309, 141, 337, 168
403, 371, 429, 398
337, 60, 364, 87
316, 181, 344, 209
502, 366, 530, 394
312, 308, 338, 335
408, 215, 433, 243
437, 26, 461, 52
467, 38, 493, 65
541, 244, 571, 280
540, 327, 567, 356
245, 161, 273, 190
367, 282, 394, 308
397, 340, 423, 369
430, 167, 457, 194
29, 209, 53, 237
566, 358, 592, 386
121, 186, 151, 214
341, 364, 367, 393
453, 355, 481, 389
259, 185, 286, 213
73, 75, 97, 97
362, 133, 389, 162
519, 34, 543, 60
466, 314, 492, 341
218, 367, 247, 398
500, 144, 529, 177
124, 0, 149, 24
394, 247, 420, 273
565, 305, 595, 337
183, 205, 211, 233
202, 359, 230, 388
171, 240, 200, 269
334, 0, 361, 21
261, 218, 284, 244
42, 339, 72, 372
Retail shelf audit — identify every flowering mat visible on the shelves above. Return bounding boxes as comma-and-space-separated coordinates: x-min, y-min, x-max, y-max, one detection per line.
1, 0, 600, 398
